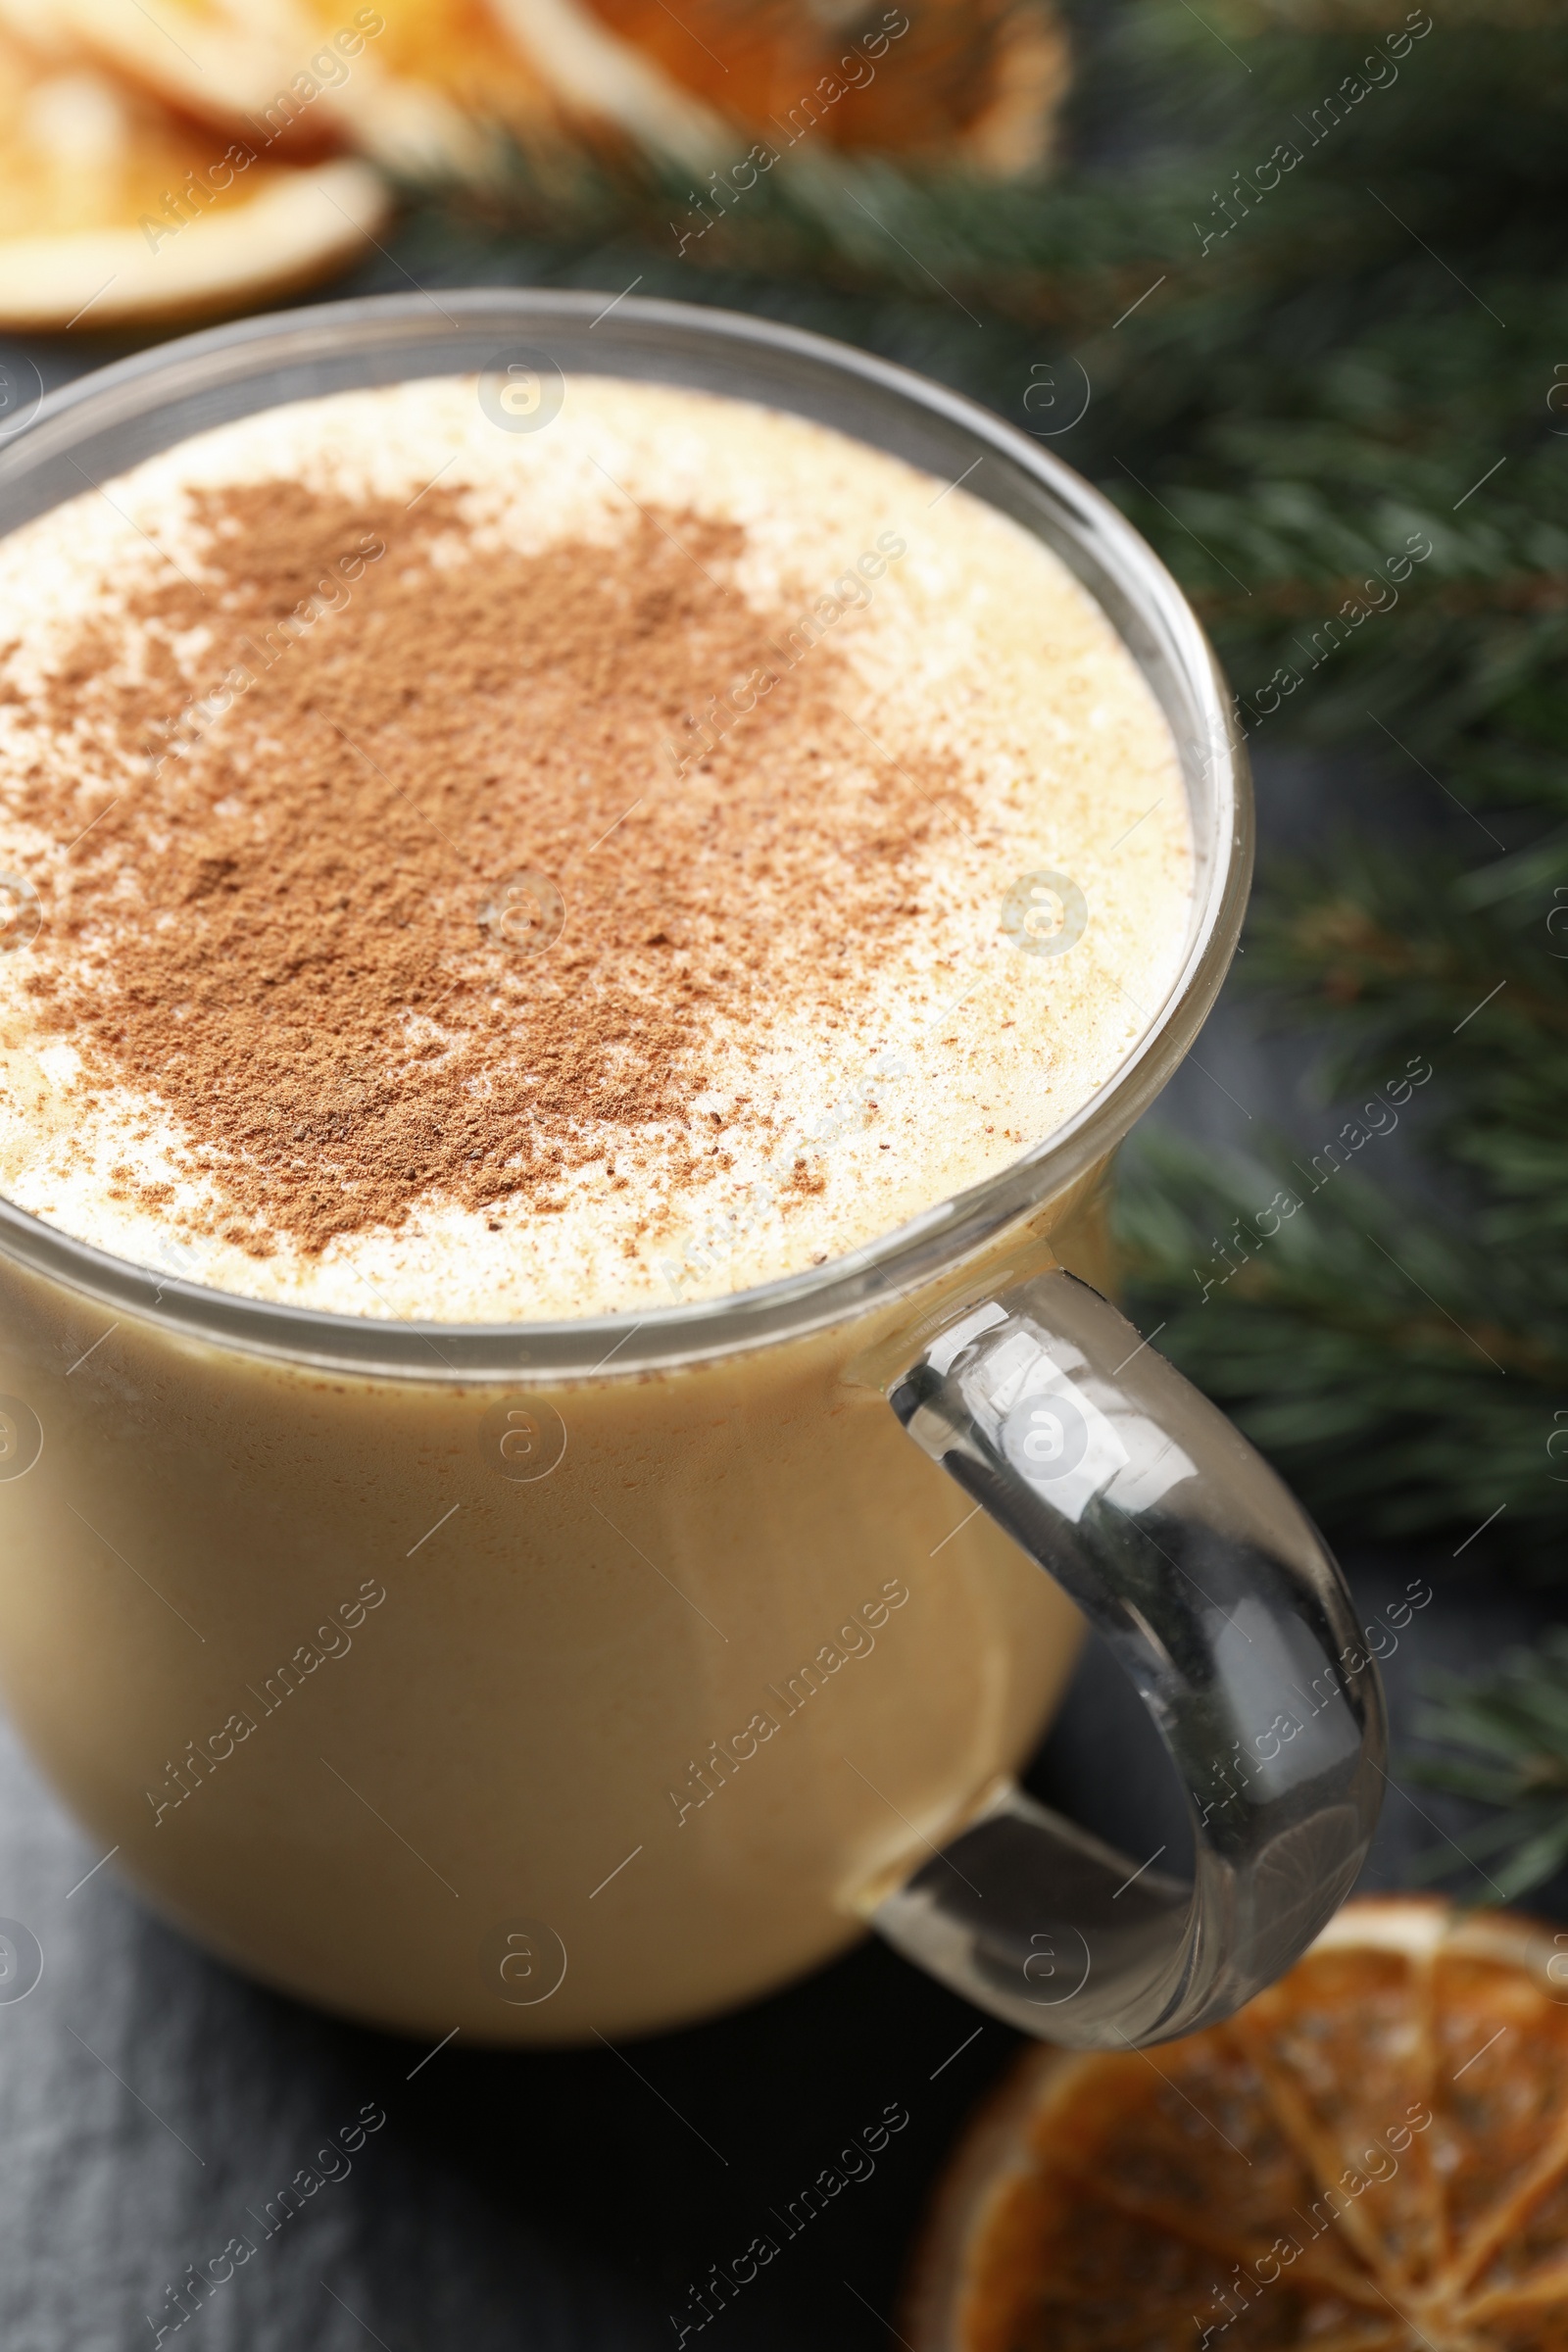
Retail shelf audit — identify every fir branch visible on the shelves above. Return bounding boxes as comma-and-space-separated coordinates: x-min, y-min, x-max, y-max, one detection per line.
1408, 1635, 1568, 1901
1116, 1136, 1568, 1569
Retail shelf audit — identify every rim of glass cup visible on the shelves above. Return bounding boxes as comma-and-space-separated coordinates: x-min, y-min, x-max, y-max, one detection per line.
0, 290, 1251, 1384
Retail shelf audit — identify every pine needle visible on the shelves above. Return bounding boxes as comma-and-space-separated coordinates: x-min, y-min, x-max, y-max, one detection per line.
1410, 1637, 1568, 1899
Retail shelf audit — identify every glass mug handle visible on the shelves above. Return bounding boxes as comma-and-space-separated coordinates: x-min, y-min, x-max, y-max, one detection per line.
873, 1267, 1387, 2049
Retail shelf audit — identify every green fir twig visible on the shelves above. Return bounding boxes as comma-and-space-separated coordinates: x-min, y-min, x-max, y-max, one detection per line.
1409, 1635, 1568, 1901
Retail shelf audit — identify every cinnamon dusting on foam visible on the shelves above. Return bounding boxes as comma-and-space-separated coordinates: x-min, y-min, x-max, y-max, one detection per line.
0, 377, 1192, 1320
13, 480, 957, 1255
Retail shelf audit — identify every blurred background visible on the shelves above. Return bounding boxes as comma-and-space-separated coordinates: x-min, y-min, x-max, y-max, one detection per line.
1, 0, 1565, 2343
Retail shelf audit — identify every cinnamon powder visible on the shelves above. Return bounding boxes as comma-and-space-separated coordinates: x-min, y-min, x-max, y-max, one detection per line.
13, 480, 967, 1254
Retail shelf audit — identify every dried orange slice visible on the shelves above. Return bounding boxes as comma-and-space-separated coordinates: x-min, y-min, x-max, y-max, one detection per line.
0, 19, 388, 329
19, 0, 564, 183
490, 0, 1069, 176
10, 0, 343, 152
906, 1897, 1568, 2351
311, 0, 566, 181
590, 0, 1070, 173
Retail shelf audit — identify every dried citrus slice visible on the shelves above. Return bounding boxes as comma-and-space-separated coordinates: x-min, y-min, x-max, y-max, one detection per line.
540, 0, 1067, 173
487, 0, 728, 171
906, 1897, 1568, 2351
9, 0, 342, 152
17, 0, 564, 183
0, 21, 388, 329
307, 0, 566, 181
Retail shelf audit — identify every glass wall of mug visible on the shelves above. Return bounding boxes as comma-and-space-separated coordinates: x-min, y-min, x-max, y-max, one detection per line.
0, 1166, 1119, 2039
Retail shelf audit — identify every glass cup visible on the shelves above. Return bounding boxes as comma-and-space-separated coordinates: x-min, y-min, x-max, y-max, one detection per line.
0, 291, 1383, 2047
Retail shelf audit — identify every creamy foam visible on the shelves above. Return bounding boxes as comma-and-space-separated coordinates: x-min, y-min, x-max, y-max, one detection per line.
0, 375, 1191, 1320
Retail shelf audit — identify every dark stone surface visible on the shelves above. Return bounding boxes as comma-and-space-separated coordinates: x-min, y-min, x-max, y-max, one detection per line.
0, 230, 1552, 2352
